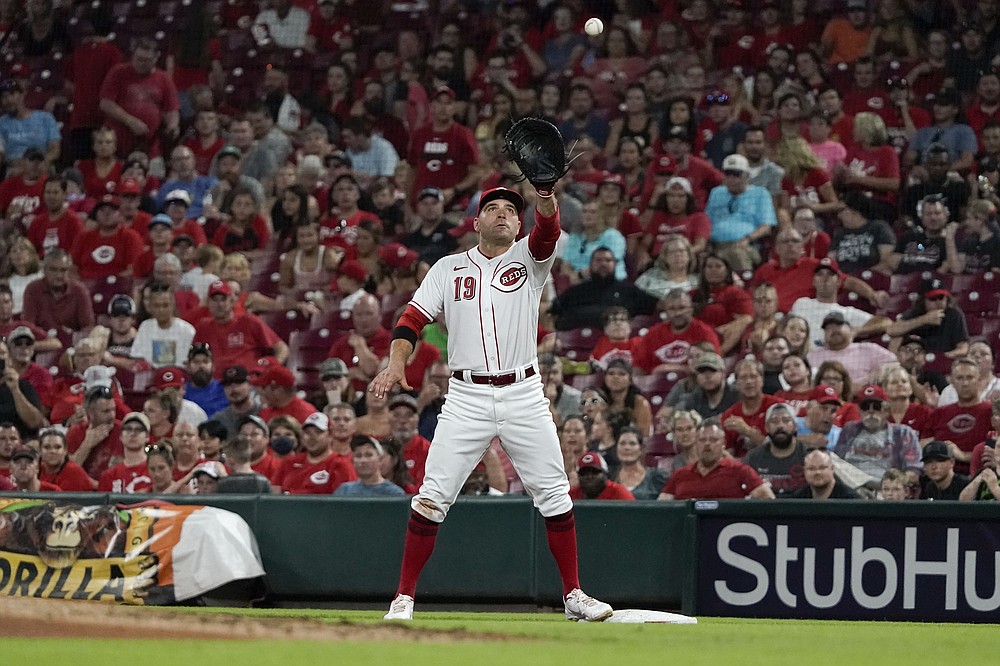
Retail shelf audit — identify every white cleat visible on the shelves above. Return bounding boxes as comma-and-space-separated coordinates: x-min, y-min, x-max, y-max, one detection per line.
564, 588, 614, 622
383, 594, 414, 620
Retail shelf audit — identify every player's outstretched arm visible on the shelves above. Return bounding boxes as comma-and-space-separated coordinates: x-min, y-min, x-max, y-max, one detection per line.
369, 339, 414, 398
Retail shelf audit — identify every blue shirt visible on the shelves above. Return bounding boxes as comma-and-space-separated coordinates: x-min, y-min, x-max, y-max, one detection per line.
334, 480, 406, 496
0, 111, 60, 159
705, 184, 777, 242
186, 380, 229, 419
558, 116, 610, 149
157, 176, 218, 219
561, 228, 627, 279
347, 134, 399, 178
910, 123, 978, 163
795, 416, 842, 451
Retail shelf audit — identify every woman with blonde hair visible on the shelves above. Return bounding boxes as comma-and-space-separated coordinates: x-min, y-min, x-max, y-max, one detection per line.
880, 362, 931, 433
947, 200, 1000, 274
777, 314, 811, 356
777, 136, 841, 219
635, 234, 697, 300
841, 111, 900, 222
0, 236, 42, 315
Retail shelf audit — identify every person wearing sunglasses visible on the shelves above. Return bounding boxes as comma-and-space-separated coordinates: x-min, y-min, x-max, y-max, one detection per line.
705, 153, 776, 272
887, 192, 958, 275
96, 412, 152, 493
887, 278, 969, 358
833, 384, 922, 485
700, 91, 748, 170
0, 337, 45, 439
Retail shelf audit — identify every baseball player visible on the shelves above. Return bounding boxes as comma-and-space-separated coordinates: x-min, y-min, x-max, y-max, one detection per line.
370, 184, 613, 622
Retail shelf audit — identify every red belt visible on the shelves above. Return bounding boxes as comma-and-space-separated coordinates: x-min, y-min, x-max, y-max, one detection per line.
452, 366, 536, 387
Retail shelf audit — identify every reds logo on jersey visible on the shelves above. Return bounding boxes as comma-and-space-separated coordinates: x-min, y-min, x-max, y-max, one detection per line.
92, 244, 117, 264
946, 414, 978, 434
227, 332, 245, 347
310, 470, 330, 485
493, 263, 528, 293
654, 340, 691, 365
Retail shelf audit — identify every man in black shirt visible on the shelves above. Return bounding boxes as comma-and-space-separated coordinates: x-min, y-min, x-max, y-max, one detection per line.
920, 440, 970, 500
792, 449, 860, 499
548, 248, 658, 331
402, 187, 457, 266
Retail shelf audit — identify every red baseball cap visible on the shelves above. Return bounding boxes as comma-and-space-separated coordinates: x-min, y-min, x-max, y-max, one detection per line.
154, 366, 186, 389
379, 243, 419, 270
857, 385, 888, 403
117, 177, 141, 195
577, 451, 609, 472
477, 186, 524, 216
337, 259, 368, 284
599, 172, 625, 190
811, 385, 841, 405
447, 216, 478, 238
251, 365, 296, 388
207, 280, 232, 298
433, 85, 456, 100
653, 155, 676, 175
814, 257, 840, 275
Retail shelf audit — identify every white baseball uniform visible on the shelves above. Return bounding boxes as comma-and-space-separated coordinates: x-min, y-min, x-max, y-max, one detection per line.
406, 228, 571, 522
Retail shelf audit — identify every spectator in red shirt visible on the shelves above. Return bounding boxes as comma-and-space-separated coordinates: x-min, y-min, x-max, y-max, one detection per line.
930, 358, 993, 473
97, 411, 152, 493
0, 146, 47, 224
6, 326, 54, 407
633, 289, 720, 375
274, 412, 357, 494
722, 357, 787, 457
387, 394, 431, 488
0, 284, 61, 352
254, 364, 318, 424
182, 109, 226, 176
71, 195, 144, 279
192, 280, 288, 377
38, 428, 96, 491
99, 37, 180, 157
76, 127, 124, 198
28, 176, 85, 256
240, 414, 280, 482
10, 447, 61, 492
327, 294, 391, 390
406, 86, 480, 210
67, 386, 124, 479
568, 451, 635, 501
658, 418, 776, 500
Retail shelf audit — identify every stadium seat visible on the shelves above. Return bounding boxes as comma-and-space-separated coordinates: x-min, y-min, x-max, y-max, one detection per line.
556, 327, 599, 361
644, 433, 676, 468
837, 289, 876, 314
569, 373, 604, 391
633, 372, 681, 408
87, 276, 134, 318
380, 290, 415, 328
950, 272, 997, 296
630, 313, 661, 336
258, 309, 311, 343
889, 273, 925, 294
953, 290, 1000, 318
855, 270, 891, 293
310, 308, 354, 334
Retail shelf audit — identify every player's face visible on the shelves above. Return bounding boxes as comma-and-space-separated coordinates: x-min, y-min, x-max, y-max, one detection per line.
475, 199, 521, 247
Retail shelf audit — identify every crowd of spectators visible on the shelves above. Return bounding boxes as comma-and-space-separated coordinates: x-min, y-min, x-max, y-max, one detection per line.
0, 0, 999, 503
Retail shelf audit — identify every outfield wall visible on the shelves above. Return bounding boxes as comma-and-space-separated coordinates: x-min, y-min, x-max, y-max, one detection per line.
7, 493, 999, 621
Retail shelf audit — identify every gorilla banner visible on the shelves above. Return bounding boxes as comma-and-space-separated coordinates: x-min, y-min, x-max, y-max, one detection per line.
0, 499, 264, 604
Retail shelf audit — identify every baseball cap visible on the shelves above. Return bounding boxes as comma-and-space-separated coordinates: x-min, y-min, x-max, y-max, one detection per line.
665, 175, 692, 195
847, 0, 867, 9
324, 150, 352, 168
251, 365, 295, 388
857, 384, 888, 404
208, 280, 233, 298
478, 186, 525, 216
433, 85, 456, 100
172, 233, 195, 247
389, 394, 419, 412
10, 447, 39, 463
118, 177, 142, 195
922, 277, 950, 299
302, 412, 330, 431
900, 334, 925, 350
447, 216, 478, 238
319, 358, 348, 379
810, 385, 842, 405
22, 147, 45, 161
164, 189, 192, 206
193, 463, 220, 480
654, 155, 677, 175
148, 213, 172, 229
337, 259, 368, 284
188, 342, 212, 359
721, 154, 750, 174
221, 365, 250, 385
122, 411, 151, 432
599, 172, 625, 190
821, 311, 849, 328
91, 194, 120, 213
921, 440, 953, 462
83, 365, 116, 390
240, 414, 269, 436
8, 326, 35, 344
379, 243, 419, 270
418, 186, 444, 202
695, 352, 725, 371
814, 257, 839, 275
350, 435, 384, 456
217, 145, 242, 161
577, 451, 609, 472
154, 367, 186, 389
664, 125, 692, 142
764, 402, 797, 422
108, 294, 136, 317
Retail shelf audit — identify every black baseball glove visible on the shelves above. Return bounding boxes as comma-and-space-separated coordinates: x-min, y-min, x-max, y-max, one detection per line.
504, 117, 570, 197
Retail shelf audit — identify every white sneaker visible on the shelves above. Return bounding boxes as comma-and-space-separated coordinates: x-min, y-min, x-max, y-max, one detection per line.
383, 594, 414, 620
564, 588, 613, 622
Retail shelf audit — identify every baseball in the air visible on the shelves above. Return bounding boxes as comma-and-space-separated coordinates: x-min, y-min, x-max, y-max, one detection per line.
584, 17, 604, 36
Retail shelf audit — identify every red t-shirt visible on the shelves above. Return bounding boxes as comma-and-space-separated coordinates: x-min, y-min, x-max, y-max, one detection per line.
71, 226, 145, 279
643, 211, 711, 257
842, 88, 891, 120
193, 313, 283, 378
402, 434, 431, 488
258, 397, 318, 425
721, 395, 786, 457
274, 450, 357, 494
307, 15, 353, 53
76, 159, 124, 198
318, 209, 381, 248
211, 216, 271, 253
66, 420, 125, 480
252, 451, 282, 483
132, 248, 168, 279
773, 389, 812, 416
633, 319, 721, 373
38, 460, 94, 492
65, 40, 123, 129
928, 402, 992, 454
328, 327, 393, 389
888, 402, 932, 434
662, 457, 766, 499
834, 401, 860, 427
127, 210, 154, 241
642, 155, 723, 209
98, 461, 151, 493
590, 337, 636, 369
99, 63, 180, 154
27, 206, 85, 255
182, 137, 226, 176
0, 175, 46, 220
569, 480, 636, 500
696, 284, 753, 329
403, 341, 442, 393
752, 256, 845, 313
843, 144, 900, 206
781, 168, 831, 211
171, 218, 208, 247
407, 121, 480, 200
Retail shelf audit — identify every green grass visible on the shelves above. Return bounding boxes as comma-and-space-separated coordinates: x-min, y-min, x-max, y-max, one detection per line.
5, 608, 999, 666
